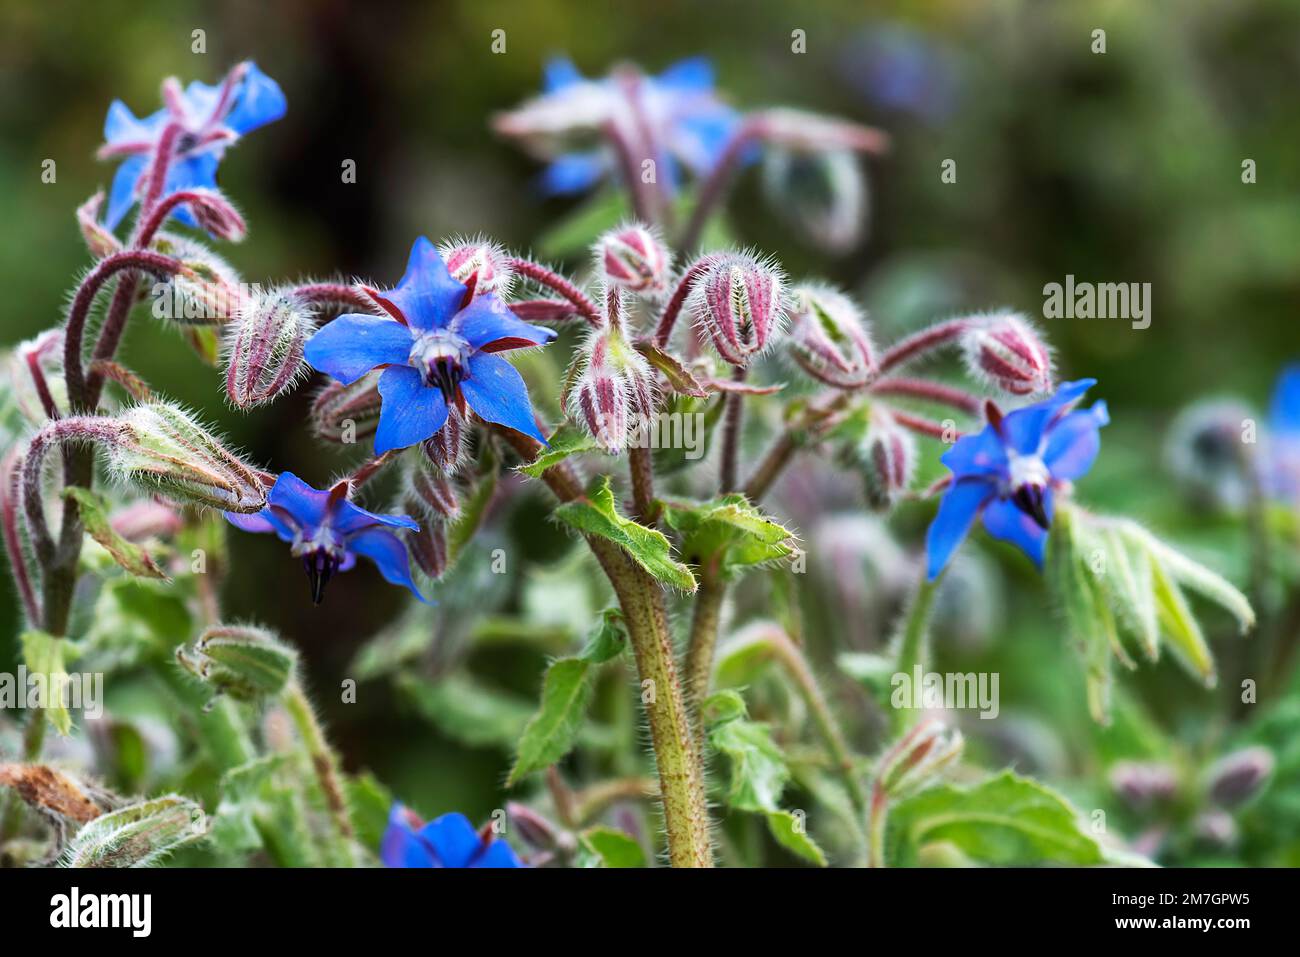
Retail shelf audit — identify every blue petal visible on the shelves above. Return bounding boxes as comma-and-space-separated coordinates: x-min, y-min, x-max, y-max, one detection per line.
105, 155, 147, 230
543, 57, 584, 92
225, 62, 287, 134
470, 839, 524, 868
452, 294, 557, 352
374, 365, 448, 454
332, 497, 420, 537
1043, 402, 1109, 481
982, 492, 1054, 568
384, 237, 468, 332
103, 100, 164, 146
347, 527, 427, 601
939, 424, 1008, 480
223, 509, 279, 535
461, 352, 547, 443
656, 56, 716, 93
418, 813, 482, 868
162, 153, 221, 228
1270, 365, 1300, 439
1001, 379, 1096, 455
380, 805, 437, 868
925, 477, 994, 580
304, 315, 413, 385
538, 153, 606, 195
266, 472, 333, 532
673, 110, 742, 176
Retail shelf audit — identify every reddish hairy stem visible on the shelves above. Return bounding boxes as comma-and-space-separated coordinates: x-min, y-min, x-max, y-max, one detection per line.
679, 117, 762, 253
653, 256, 715, 348
507, 259, 602, 326
1, 451, 40, 624
292, 283, 379, 315
718, 366, 748, 492
891, 410, 963, 441
868, 377, 983, 415
877, 318, 972, 374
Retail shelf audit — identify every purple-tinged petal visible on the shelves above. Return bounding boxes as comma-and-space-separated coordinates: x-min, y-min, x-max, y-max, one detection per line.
1002, 379, 1096, 455
382, 237, 469, 332
1044, 402, 1109, 481
470, 839, 524, 868
374, 365, 449, 454
418, 813, 482, 868
224, 62, 287, 135
305, 315, 413, 385
332, 497, 420, 537
103, 100, 163, 147
461, 352, 547, 443
539, 153, 606, 195
982, 491, 1054, 568
347, 528, 427, 601
1270, 365, 1300, 439
266, 471, 332, 531
452, 294, 557, 352
105, 155, 147, 230
223, 509, 278, 535
926, 477, 994, 580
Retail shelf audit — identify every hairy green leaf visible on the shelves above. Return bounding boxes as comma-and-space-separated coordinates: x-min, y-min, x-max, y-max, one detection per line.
64, 486, 168, 580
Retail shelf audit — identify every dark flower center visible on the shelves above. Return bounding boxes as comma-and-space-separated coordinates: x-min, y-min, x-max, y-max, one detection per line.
409, 331, 471, 405
301, 546, 344, 604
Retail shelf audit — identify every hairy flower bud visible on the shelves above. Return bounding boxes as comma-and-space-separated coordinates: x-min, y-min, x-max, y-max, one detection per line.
76, 192, 122, 258
108, 402, 267, 512
1108, 760, 1179, 810
568, 328, 655, 454
961, 313, 1052, 397
178, 187, 248, 242
148, 234, 246, 324
786, 283, 876, 388
876, 716, 964, 800
421, 406, 469, 474
1193, 810, 1238, 849
1206, 746, 1273, 808
598, 224, 670, 296
844, 407, 915, 511
62, 795, 207, 867
687, 252, 786, 368
224, 290, 314, 408
440, 238, 512, 299
506, 801, 561, 851
311, 371, 383, 444
175, 624, 297, 704
7, 329, 65, 424
407, 515, 449, 581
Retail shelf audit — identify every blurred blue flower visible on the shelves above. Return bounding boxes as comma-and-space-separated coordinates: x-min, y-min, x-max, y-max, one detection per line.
100, 61, 286, 230
839, 23, 959, 122
224, 471, 423, 604
499, 56, 741, 196
1267, 364, 1300, 502
304, 237, 556, 454
926, 379, 1109, 579
381, 805, 523, 868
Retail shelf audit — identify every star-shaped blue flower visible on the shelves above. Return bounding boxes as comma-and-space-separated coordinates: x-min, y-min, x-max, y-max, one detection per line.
381, 804, 523, 868
304, 237, 556, 454
224, 472, 423, 604
519, 57, 742, 196
100, 61, 286, 231
925, 379, 1109, 580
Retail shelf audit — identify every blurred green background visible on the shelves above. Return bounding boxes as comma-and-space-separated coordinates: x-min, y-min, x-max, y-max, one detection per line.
2, 0, 1298, 853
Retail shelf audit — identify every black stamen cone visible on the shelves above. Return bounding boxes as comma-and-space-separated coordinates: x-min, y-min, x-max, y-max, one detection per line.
1013, 484, 1051, 530
303, 549, 341, 604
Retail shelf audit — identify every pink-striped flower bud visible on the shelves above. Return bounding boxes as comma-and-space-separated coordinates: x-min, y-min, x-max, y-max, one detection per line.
961, 313, 1052, 397
440, 238, 512, 300
687, 252, 786, 368
148, 234, 245, 323
408, 462, 460, 522
311, 372, 383, 444
597, 224, 670, 296
76, 193, 122, 258
786, 283, 876, 388
568, 328, 655, 454
223, 290, 314, 408
849, 407, 915, 512
178, 188, 248, 243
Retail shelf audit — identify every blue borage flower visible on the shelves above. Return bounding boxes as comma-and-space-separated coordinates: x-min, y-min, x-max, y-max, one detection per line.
224, 472, 424, 604
100, 61, 286, 230
381, 804, 523, 868
1268, 364, 1300, 502
925, 379, 1109, 580
502, 56, 742, 197
304, 237, 556, 454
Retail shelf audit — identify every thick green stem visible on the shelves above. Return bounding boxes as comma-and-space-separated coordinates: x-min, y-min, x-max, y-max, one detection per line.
283, 680, 356, 866
684, 569, 727, 715
892, 572, 941, 734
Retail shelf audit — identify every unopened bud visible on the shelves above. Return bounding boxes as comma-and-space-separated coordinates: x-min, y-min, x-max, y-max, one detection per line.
149, 235, 245, 323
407, 518, 449, 581
178, 188, 248, 242
175, 624, 297, 703
687, 252, 786, 368
1206, 747, 1273, 808
224, 290, 314, 408
62, 794, 207, 867
876, 716, 964, 799
440, 238, 512, 299
846, 407, 915, 511
421, 406, 469, 474
8, 329, 65, 424
108, 402, 267, 513
311, 372, 383, 443
786, 283, 876, 388
961, 313, 1052, 397
598, 224, 670, 296
506, 801, 560, 851
1108, 760, 1179, 810
76, 192, 122, 258
568, 329, 655, 454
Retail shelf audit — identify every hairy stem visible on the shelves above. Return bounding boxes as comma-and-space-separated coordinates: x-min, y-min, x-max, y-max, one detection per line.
653, 256, 714, 348
679, 118, 761, 252
628, 445, 658, 525
507, 258, 602, 327
867, 779, 889, 868
283, 680, 356, 865
718, 367, 747, 492
868, 377, 983, 415
877, 318, 971, 374
684, 566, 727, 716
743, 392, 852, 502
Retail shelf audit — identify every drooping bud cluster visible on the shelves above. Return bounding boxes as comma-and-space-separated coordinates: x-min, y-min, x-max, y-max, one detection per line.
176, 623, 298, 704
687, 252, 786, 368
311, 372, 384, 444
597, 223, 671, 296
874, 716, 964, 800
568, 326, 656, 454
960, 313, 1052, 397
223, 289, 314, 408
1161, 399, 1255, 512
841, 406, 915, 511
148, 234, 246, 324
108, 402, 267, 513
440, 238, 513, 300
786, 283, 876, 389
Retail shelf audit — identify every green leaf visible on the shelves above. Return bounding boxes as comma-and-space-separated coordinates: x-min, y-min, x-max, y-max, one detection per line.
553, 476, 697, 592
517, 422, 601, 479
399, 672, 536, 749
704, 690, 789, 812
64, 486, 168, 580
578, 607, 628, 664
508, 658, 595, 785
576, 826, 647, 868
766, 811, 828, 867
21, 630, 74, 736
661, 494, 795, 576
1150, 556, 1216, 685
632, 342, 708, 397
1128, 523, 1255, 634
885, 771, 1105, 868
